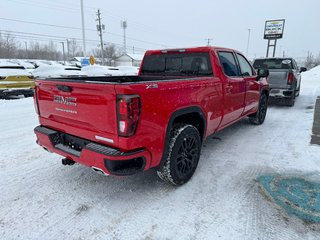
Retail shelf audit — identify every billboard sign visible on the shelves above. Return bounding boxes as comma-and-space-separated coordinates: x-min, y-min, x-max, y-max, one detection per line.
264, 19, 285, 39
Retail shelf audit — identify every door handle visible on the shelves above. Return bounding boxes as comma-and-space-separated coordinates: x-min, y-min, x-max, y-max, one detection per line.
57, 85, 72, 92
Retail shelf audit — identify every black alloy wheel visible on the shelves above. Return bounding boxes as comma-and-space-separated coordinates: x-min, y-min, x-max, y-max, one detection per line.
157, 124, 201, 185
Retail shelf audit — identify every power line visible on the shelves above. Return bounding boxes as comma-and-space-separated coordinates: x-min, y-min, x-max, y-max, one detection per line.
0, 17, 169, 47
0, 17, 96, 32
4, 0, 79, 13
0, 30, 147, 53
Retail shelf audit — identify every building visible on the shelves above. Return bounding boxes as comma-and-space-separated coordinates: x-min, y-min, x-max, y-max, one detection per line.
114, 53, 144, 67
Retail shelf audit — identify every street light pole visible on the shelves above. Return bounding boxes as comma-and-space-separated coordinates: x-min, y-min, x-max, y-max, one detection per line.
246, 28, 251, 57
80, 0, 86, 57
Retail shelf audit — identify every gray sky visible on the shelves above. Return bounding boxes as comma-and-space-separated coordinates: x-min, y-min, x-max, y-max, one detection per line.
1, 0, 319, 59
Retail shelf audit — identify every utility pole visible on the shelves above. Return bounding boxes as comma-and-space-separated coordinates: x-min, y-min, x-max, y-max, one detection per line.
60, 41, 66, 65
246, 28, 251, 57
80, 0, 86, 57
121, 20, 127, 53
96, 9, 105, 65
205, 38, 213, 46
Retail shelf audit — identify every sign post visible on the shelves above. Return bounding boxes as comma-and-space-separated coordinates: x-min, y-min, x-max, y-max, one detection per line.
264, 19, 285, 57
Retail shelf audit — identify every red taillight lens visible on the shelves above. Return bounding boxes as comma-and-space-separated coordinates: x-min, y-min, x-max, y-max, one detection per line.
33, 87, 39, 115
117, 95, 141, 137
287, 72, 294, 85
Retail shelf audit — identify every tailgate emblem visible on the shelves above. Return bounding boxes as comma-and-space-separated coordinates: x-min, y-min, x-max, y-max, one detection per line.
54, 95, 77, 106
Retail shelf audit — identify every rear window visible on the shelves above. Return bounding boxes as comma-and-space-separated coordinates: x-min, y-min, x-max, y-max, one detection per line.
140, 52, 213, 76
253, 59, 293, 70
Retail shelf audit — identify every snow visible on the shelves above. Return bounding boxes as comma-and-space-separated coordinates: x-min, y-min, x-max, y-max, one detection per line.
81, 65, 139, 76
1, 67, 320, 239
0, 61, 32, 77
32, 65, 85, 78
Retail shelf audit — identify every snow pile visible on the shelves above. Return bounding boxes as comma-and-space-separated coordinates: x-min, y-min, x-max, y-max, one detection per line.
32, 65, 85, 78
302, 65, 320, 79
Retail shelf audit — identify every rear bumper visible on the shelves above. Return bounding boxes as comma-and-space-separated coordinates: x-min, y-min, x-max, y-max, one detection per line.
34, 126, 152, 176
269, 88, 294, 98
0, 88, 34, 97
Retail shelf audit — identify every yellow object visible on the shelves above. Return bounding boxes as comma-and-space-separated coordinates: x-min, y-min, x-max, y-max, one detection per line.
90, 55, 96, 65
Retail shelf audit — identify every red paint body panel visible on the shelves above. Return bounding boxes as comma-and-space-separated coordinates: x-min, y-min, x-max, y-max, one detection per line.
34, 46, 268, 175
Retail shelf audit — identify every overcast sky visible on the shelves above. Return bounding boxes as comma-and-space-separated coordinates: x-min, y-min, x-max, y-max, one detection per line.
1, 0, 319, 59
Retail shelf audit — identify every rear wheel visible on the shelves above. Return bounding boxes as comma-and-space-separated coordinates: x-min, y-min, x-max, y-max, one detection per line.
287, 90, 296, 107
295, 84, 300, 97
157, 124, 201, 185
249, 94, 268, 125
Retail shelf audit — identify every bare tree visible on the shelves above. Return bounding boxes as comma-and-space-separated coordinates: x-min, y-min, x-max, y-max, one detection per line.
69, 38, 81, 58
104, 44, 121, 65
0, 33, 18, 58
305, 52, 315, 69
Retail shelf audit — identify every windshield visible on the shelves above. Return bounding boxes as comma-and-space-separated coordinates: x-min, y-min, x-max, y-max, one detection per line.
253, 58, 293, 70
140, 52, 213, 76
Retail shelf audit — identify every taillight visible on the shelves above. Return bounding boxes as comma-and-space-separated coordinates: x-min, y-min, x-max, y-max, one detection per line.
116, 95, 141, 137
33, 87, 39, 115
287, 72, 294, 85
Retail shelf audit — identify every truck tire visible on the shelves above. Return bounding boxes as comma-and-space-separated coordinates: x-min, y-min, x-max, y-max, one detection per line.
287, 90, 296, 107
249, 94, 268, 125
157, 124, 201, 185
295, 85, 300, 97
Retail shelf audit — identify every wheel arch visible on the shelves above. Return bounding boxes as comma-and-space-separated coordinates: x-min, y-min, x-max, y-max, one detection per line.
167, 106, 206, 141
158, 106, 206, 169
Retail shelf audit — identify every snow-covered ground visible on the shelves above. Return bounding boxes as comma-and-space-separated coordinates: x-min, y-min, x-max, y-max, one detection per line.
1, 67, 320, 240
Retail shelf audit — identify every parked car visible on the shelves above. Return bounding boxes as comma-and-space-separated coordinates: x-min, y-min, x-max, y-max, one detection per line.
32, 65, 86, 78
8, 59, 36, 73
252, 57, 307, 106
0, 61, 35, 98
33, 46, 269, 185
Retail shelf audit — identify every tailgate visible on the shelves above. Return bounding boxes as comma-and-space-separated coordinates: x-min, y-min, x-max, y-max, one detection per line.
268, 70, 289, 89
36, 79, 118, 145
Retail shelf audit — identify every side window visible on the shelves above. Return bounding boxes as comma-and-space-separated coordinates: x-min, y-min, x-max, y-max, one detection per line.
236, 53, 254, 77
218, 51, 240, 77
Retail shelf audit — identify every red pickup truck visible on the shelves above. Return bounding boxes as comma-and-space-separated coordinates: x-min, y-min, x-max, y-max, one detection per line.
34, 46, 269, 185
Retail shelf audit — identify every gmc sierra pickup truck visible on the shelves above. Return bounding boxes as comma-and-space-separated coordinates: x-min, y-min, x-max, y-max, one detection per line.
252, 57, 307, 106
34, 46, 269, 185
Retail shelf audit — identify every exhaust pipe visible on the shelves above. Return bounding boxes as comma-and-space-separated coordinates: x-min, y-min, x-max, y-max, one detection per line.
62, 158, 75, 166
92, 167, 109, 176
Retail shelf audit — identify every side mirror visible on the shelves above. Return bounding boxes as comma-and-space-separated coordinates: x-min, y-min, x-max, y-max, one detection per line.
300, 67, 307, 73
256, 68, 269, 81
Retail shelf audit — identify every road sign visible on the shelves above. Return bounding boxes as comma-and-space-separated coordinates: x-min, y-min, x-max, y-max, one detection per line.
264, 19, 285, 39
89, 55, 96, 65
81, 58, 89, 67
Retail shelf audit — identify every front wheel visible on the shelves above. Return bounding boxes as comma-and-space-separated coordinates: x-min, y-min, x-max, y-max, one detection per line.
249, 94, 268, 125
157, 124, 201, 185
